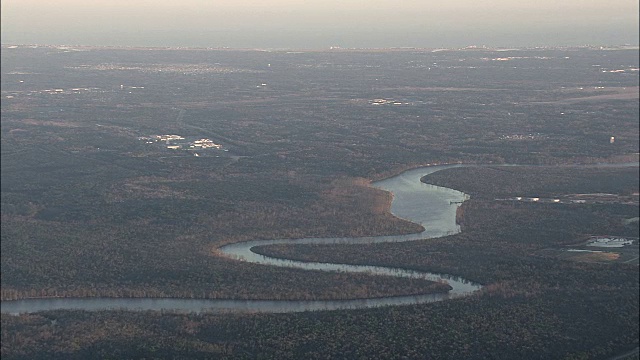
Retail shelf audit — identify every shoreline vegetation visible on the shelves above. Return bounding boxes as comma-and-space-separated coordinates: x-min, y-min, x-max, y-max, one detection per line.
1, 47, 637, 359
0, 174, 433, 303
5, 163, 635, 304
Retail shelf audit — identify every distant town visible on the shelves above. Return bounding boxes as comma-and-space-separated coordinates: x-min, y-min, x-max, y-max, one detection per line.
498, 192, 639, 205
138, 134, 225, 156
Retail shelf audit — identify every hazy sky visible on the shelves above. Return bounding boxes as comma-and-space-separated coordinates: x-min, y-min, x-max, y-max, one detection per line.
2, 0, 638, 48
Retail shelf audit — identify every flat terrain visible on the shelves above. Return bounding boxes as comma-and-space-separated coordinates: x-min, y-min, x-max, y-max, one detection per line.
1, 46, 638, 359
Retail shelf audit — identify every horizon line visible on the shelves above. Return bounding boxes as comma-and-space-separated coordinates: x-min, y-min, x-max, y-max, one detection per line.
2, 43, 639, 52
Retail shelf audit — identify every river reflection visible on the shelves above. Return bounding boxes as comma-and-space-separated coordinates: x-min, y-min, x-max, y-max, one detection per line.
2, 164, 481, 315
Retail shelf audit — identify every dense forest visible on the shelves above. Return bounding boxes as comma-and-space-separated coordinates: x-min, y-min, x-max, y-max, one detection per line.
1, 46, 638, 359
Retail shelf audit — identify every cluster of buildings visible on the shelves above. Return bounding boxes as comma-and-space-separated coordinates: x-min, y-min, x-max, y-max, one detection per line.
587, 237, 636, 248
499, 133, 544, 141
139, 134, 223, 152
3, 87, 100, 99
154, 134, 185, 142
189, 139, 222, 149
370, 98, 410, 106
500, 193, 638, 205
75, 63, 256, 75
508, 197, 563, 203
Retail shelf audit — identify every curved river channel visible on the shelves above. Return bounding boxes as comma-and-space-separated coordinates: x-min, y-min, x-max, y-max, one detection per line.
1, 164, 481, 314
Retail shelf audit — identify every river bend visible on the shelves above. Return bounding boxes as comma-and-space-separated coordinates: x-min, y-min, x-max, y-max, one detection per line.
2, 164, 480, 314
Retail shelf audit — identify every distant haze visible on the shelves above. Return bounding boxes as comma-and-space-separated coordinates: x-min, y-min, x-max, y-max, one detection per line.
2, 0, 638, 48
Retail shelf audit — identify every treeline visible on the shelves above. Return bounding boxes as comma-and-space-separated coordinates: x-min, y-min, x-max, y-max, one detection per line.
1, 171, 428, 302
254, 200, 639, 284
1, 273, 449, 302
2, 286, 638, 360
247, 199, 638, 359
2, 47, 639, 359
422, 165, 639, 199
1, 211, 443, 302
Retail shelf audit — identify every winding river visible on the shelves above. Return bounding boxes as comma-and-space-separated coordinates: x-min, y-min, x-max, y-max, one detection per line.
1, 164, 483, 314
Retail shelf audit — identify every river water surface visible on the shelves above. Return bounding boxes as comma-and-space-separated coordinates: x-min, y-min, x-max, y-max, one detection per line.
2, 164, 480, 314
